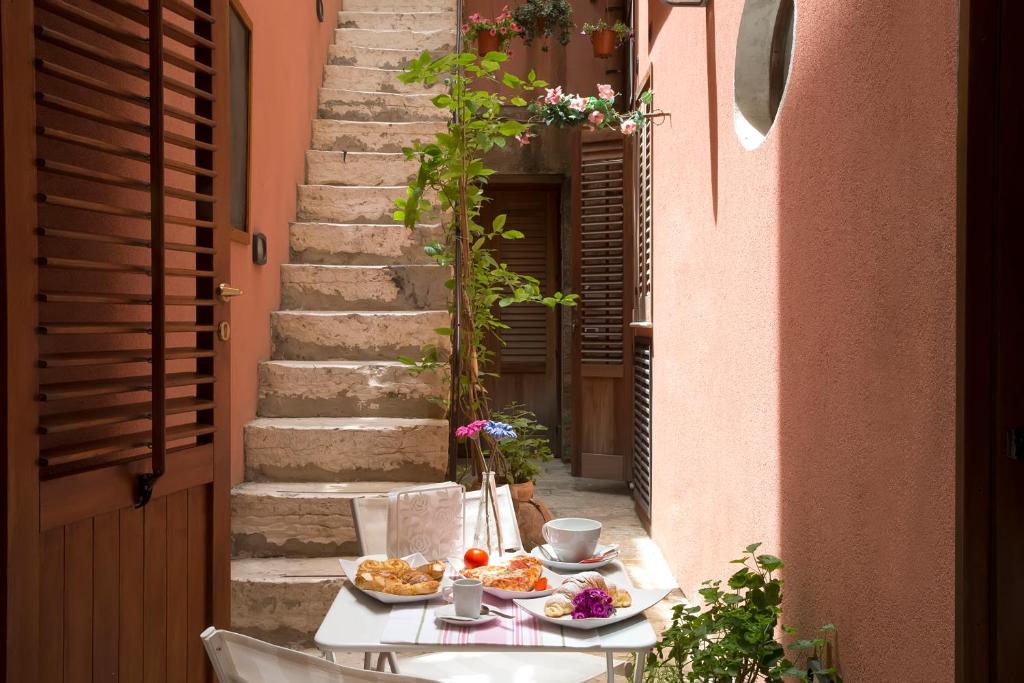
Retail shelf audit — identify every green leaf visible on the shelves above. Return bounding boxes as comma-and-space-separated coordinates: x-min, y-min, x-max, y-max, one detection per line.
757, 554, 784, 571
501, 229, 525, 239
744, 542, 763, 554
510, 97, 528, 107
492, 214, 507, 231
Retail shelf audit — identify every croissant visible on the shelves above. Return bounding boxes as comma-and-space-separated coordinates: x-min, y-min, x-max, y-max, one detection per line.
543, 571, 632, 617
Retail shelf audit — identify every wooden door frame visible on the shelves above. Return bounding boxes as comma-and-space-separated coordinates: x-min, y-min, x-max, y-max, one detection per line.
956, 0, 1016, 679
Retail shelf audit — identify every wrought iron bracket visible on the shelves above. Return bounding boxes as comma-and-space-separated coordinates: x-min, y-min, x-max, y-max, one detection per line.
135, 472, 160, 508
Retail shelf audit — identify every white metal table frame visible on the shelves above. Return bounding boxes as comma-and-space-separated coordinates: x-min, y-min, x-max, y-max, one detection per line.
315, 563, 658, 683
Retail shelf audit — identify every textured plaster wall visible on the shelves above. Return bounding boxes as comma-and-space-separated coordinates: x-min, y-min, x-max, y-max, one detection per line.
228, 0, 341, 483
637, 1, 958, 679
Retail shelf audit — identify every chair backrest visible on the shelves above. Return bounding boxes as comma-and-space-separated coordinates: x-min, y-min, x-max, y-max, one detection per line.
351, 495, 389, 555
201, 628, 439, 682
464, 484, 523, 553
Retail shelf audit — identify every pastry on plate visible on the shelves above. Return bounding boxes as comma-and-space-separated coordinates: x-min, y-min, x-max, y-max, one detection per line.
354, 558, 444, 596
463, 554, 544, 592
543, 571, 632, 617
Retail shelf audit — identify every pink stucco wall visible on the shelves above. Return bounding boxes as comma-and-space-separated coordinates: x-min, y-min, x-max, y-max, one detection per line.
637, 1, 958, 678
228, 0, 341, 483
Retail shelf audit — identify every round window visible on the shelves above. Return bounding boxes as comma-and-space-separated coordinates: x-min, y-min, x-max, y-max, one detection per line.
733, 0, 796, 150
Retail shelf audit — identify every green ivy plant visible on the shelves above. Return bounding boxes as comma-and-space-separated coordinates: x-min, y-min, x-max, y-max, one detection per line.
487, 402, 554, 484
645, 544, 842, 683
580, 18, 632, 46
395, 50, 579, 478
512, 0, 574, 50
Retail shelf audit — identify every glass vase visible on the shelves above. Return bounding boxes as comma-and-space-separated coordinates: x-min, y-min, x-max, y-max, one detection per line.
472, 470, 505, 557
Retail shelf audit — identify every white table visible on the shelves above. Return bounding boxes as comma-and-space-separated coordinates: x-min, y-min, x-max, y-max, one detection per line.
315, 562, 658, 683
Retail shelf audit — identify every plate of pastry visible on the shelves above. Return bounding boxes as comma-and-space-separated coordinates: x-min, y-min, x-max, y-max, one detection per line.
459, 554, 559, 600
514, 571, 673, 630
340, 553, 448, 604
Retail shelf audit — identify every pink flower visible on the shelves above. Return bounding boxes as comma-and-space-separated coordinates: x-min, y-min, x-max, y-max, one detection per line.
462, 23, 470, 33
469, 13, 482, 21
597, 84, 615, 101
569, 96, 587, 112
620, 119, 638, 135
455, 420, 488, 439
544, 86, 563, 105
511, 23, 521, 32
500, 26, 508, 34
489, 29, 497, 36
588, 110, 605, 125
515, 132, 533, 145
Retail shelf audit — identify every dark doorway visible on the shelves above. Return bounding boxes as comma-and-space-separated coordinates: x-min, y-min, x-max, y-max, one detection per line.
481, 181, 563, 456
959, 0, 1024, 680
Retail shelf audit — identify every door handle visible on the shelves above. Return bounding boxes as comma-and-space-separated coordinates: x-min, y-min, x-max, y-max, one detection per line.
217, 283, 243, 302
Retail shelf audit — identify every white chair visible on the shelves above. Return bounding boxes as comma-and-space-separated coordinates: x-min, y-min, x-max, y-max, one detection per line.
347, 486, 616, 683
200, 627, 440, 682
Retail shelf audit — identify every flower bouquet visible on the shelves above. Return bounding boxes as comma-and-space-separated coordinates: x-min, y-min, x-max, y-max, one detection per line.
529, 83, 653, 136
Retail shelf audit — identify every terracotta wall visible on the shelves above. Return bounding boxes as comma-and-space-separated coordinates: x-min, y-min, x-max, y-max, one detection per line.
228, 0, 341, 482
635, 1, 958, 679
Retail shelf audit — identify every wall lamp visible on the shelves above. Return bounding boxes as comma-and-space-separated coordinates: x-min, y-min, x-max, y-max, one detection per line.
661, 0, 710, 6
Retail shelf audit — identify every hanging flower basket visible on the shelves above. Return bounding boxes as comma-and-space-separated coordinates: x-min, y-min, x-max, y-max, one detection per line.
477, 30, 501, 55
463, 6, 524, 55
590, 29, 616, 58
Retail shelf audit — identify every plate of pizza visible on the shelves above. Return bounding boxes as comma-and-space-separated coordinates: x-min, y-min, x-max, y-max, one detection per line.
459, 554, 559, 600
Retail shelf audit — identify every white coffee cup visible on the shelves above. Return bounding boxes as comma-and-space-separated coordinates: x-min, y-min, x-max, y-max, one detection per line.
542, 517, 602, 563
443, 578, 483, 619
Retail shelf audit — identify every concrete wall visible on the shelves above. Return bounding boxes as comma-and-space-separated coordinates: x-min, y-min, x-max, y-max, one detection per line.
228, 0, 341, 483
636, 1, 958, 678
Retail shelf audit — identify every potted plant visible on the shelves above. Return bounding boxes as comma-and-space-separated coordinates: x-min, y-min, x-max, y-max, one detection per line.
512, 0, 574, 51
643, 544, 843, 683
489, 402, 554, 496
580, 19, 631, 58
463, 7, 524, 55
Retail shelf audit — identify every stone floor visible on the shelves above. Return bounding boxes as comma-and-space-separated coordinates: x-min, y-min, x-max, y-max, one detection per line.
326, 460, 685, 681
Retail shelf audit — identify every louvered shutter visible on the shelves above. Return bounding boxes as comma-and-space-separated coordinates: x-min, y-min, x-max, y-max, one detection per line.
632, 338, 653, 520
635, 98, 653, 323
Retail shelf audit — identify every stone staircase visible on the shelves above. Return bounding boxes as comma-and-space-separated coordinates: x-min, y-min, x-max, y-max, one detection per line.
230, 0, 455, 648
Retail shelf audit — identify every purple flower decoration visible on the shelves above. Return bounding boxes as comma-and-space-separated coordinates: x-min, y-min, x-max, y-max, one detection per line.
571, 588, 614, 619
483, 420, 517, 441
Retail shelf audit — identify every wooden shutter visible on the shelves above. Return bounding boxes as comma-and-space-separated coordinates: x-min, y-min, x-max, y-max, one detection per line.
579, 138, 626, 365
635, 98, 653, 324
632, 338, 653, 521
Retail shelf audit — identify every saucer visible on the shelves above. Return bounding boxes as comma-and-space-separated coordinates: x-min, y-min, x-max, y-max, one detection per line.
434, 604, 498, 627
529, 544, 617, 572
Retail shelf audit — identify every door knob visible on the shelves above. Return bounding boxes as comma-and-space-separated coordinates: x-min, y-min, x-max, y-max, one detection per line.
217, 283, 243, 302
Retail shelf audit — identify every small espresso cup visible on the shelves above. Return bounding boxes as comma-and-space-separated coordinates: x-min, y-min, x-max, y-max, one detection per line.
542, 517, 602, 563
443, 578, 483, 619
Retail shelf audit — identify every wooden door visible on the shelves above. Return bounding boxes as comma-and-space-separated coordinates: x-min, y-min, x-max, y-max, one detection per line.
481, 183, 562, 450
2, 1, 231, 681
570, 131, 633, 480
960, 0, 1024, 679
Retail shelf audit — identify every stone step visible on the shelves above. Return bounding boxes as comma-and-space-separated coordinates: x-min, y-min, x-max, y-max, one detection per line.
232, 482, 417, 559
290, 222, 443, 266
244, 417, 449, 483
271, 310, 451, 361
323, 65, 441, 94
281, 264, 449, 311
317, 89, 445, 123
296, 185, 406, 225
311, 120, 444, 153
342, 0, 455, 11
258, 359, 446, 418
328, 44, 432, 70
231, 557, 345, 648
338, 11, 453, 32
333, 28, 455, 53
305, 150, 419, 186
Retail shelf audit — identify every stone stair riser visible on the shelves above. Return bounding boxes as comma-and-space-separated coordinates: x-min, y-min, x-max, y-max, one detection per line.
328, 45, 431, 70
244, 418, 449, 483
342, 0, 455, 11
305, 150, 419, 187
231, 570, 342, 648
281, 264, 450, 311
289, 223, 443, 266
323, 65, 442, 94
296, 185, 427, 225
270, 311, 449, 362
338, 11, 453, 32
232, 492, 358, 559
311, 120, 444, 153
318, 90, 445, 124
334, 28, 455, 52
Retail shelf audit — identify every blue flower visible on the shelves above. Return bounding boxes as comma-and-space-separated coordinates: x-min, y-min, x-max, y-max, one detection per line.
483, 420, 518, 441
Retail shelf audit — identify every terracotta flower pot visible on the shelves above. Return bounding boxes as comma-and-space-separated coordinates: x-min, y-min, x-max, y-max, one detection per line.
509, 481, 554, 550
590, 29, 617, 58
477, 30, 500, 55
509, 480, 535, 502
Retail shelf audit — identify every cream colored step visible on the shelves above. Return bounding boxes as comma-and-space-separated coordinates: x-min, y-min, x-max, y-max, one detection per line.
290, 222, 443, 266
244, 417, 449, 483
305, 150, 419, 186
296, 185, 407, 225
317, 89, 445, 123
270, 310, 451, 361
329, 44, 429, 70
342, 0, 454, 11
311, 120, 444, 153
231, 557, 345, 648
333, 28, 455, 52
281, 264, 449, 311
232, 482, 418, 559
323, 65, 442, 94
338, 11, 453, 32
258, 360, 446, 419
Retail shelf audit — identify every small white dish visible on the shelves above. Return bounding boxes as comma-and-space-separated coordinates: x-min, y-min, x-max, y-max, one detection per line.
514, 587, 673, 630
530, 544, 618, 572
435, 604, 498, 627
339, 553, 446, 605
